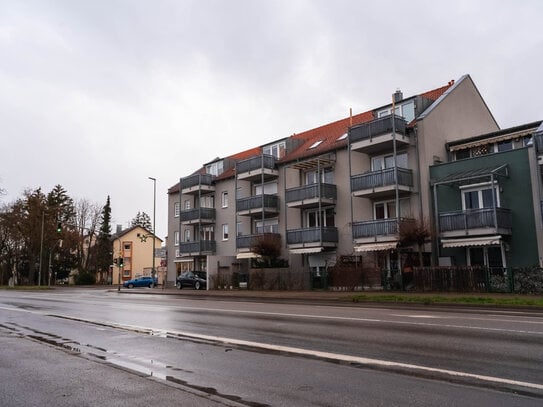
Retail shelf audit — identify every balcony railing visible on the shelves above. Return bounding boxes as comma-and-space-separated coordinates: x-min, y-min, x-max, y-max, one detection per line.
237, 233, 281, 249
179, 240, 216, 254
286, 227, 338, 245
180, 173, 215, 190
349, 115, 407, 144
179, 207, 215, 223
285, 183, 337, 203
236, 154, 277, 174
439, 208, 512, 233
351, 168, 413, 192
352, 218, 402, 239
236, 194, 279, 212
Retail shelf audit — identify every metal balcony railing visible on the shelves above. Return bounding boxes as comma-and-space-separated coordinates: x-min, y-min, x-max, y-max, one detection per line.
352, 218, 402, 239
286, 227, 338, 245
439, 208, 512, 232
236, 154, 276, 174
236, 233, 281, 249
351, 168, 413, 191
236, 195, 279, 212
349, 115, 407, 144
179, 207, 215, 223
179, 240, 216, 254
180, 173, 214, 189
285, 183, 337, 203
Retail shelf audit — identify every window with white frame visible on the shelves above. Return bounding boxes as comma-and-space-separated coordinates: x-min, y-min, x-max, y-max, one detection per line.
374, 198, 410, 219
184, 199, 191, 210
199, 194, 214, 208
200, 225, 214, 241
255, 218, 279, 233
254, 181, 278, 195
263, 141, 286, 158
461, 183, 499, 210
371, 152, 408, 171
174, 231, 179, 246
221, 191, 228, 208
305, 168, 334, 185
206, 160, 224, 176
184, 229, 191, 242
376, 100, 415, 122
236, 222, 242, 236
222, 224, 229, 240
174, 202, 180, 217
305, 208, 335, 228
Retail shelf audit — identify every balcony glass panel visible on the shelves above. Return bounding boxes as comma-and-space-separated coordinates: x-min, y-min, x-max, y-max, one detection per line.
349, 115, 407, 144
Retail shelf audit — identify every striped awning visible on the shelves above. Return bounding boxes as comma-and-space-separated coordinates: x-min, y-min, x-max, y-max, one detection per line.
441, 235, 501, 248
354, 242, 397, 252
290, 247, 323, 254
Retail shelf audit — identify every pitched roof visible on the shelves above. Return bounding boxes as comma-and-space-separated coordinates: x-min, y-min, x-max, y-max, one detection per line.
169, 79, 454, 192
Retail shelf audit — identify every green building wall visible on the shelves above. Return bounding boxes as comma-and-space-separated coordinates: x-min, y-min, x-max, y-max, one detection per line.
430, 147, 539, 268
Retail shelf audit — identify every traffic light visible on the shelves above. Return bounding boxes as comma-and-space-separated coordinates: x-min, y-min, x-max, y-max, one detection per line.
56, 222, 62, 233
118, 257, 124, 267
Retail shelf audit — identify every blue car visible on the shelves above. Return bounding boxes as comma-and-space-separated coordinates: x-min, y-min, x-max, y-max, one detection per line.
123, 276, 157, 288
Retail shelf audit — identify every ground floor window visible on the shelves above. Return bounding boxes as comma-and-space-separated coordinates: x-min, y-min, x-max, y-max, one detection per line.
468, 245, 505, 268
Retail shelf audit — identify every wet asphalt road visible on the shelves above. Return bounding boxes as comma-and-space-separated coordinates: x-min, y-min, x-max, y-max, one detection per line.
1, 287, 542, 406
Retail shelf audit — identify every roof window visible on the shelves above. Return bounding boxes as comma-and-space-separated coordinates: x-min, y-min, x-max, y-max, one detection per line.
308, 140, 323, 149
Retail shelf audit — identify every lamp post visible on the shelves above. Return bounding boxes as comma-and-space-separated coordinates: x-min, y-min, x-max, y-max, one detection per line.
148, 177, 157, 287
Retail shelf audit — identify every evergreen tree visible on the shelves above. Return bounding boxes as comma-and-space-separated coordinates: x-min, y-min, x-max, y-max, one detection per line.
131, 211, 152, 231
93, 196, 113, 277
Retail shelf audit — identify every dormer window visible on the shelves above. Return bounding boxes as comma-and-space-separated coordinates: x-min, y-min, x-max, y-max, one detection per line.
206, 160, 224, 176
263, 141, 286, 158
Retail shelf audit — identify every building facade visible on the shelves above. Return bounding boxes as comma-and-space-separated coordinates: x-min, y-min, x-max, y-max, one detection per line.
166, 74, 504, 289
111, 226, 163, 285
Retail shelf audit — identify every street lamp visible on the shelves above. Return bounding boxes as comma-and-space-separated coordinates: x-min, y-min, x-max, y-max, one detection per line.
148, 177, 157, 287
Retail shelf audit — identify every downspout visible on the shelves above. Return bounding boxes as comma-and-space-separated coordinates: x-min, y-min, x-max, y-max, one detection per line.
392, 95, 402, 284
318, 158, 322, 246
348, 127, 354, 248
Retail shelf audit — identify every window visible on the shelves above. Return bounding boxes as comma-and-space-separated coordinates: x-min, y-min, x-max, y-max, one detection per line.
374, 198, 410, 219
305, 208, 335, 228
255, 218, 279, 233
184, 229, 191, 242
305, 168, 334, 185
174, 202, 180, 217
174, 231, 179, 246
201, 226, 214, 240
263, 141, 286, 158
200, 194, 214, 208
461, 183, 499, 210
376, 100, 415, 122
184, 199, 191, 210
497, 139, 513, 152
254, 181, 277, 195
308, 140, 323, 149
468, 246, 504, 268
371, 152, 407, 171
455, 149, 470, 160
236, 222, 242, 236
221, 191, 228, 208
123, 243, 131, 251
222, 224, 229, 240
206, 160, 224, 176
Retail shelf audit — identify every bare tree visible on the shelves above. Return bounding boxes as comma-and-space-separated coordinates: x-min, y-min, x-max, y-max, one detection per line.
74, 198, 102, 272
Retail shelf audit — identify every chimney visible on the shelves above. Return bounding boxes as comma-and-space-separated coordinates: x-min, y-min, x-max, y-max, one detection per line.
116, 224, 123, 234
393, 89, 403, 103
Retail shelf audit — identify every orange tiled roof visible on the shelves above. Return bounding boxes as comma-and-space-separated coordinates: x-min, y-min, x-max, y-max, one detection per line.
168, 80, 453, 192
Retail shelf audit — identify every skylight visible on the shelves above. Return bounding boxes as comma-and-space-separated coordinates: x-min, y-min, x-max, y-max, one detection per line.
308, 140, 323, 149
337, 133, 348, 141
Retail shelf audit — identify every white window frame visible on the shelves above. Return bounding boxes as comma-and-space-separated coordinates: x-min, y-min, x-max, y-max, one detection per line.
200, 195, 214, 208
184, 199, 191, 210
200, 225, 214, 241
184, 228, 191, 242
255, 218, 279, 234
221, 191, 228, 208
254, 181, 278, 195
222, 223, 229, 240
263, 141, 286, 159
371, 152, 408, 171
373, 198, 410, 219
460, 182, 500, 210
206, 160, 224, 176
174, 231, 179, 246
174, 202, 180, 217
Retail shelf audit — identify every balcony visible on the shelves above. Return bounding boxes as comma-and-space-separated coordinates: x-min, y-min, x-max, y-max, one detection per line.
236, 154, 278, 181
352, 218, 406, 243
236, 233, 281, 249
351, 168, 413, 198
285, 183, 337, 208
350, 115, 409, 154
179, 240, 216, 256
180, 173, 215, 195
179, 207, 216, 225
236, 194, 279, 217
286, 227, 338, 249
438, 208, 512, 238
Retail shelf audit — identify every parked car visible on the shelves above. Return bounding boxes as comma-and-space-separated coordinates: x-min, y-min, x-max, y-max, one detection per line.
123, 276, 157, 288
176, 271, 206, 290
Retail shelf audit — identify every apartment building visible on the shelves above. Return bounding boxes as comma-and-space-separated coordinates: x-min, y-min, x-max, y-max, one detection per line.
166, 74, 499, 289
430, 121, 543, 270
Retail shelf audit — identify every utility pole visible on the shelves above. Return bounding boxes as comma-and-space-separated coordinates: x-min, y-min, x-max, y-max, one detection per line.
149, 177, 157, 287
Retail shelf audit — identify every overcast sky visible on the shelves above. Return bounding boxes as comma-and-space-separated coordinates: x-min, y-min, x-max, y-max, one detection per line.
1, 0, 541, 239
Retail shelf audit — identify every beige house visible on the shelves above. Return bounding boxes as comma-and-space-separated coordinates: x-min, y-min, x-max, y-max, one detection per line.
167, 74, 499, 289
111, 226, 163, 285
